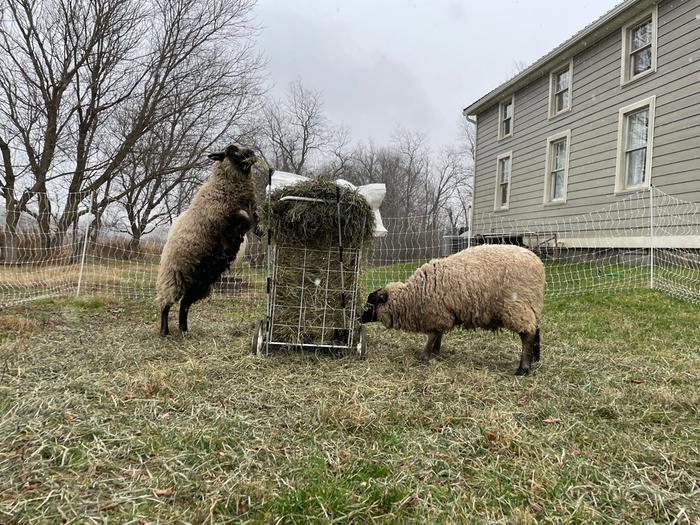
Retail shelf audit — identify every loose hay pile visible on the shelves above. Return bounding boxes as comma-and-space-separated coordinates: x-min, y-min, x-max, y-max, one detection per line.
262, 179, 375, 347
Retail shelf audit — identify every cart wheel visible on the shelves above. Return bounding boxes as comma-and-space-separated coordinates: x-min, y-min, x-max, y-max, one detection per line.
251, 320, 265, 356
356, 325, 367, 359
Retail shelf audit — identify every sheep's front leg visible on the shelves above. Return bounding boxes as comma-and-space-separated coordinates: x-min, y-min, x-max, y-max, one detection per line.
422, 332, 442, 360
533, 327, 541, 362
516, 331, 536, 376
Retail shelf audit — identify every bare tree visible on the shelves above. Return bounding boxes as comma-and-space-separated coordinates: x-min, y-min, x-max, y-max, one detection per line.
392, 129, 430, 218
0, 0, 263, 260
0, 0, 136, 254
316, 127, 354, 180
423, 147, 467, 229
112, 67, 251, 251
258, 80, 328, 175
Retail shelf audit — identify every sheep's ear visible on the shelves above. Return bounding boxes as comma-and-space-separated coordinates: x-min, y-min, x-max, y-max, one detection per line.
208, 152, 225, 162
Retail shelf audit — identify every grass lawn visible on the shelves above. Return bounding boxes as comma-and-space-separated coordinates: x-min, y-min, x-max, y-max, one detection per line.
0, 290, 699, 523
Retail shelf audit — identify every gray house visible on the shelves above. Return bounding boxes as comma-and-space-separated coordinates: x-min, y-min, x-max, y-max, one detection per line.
463, 0, 700, 247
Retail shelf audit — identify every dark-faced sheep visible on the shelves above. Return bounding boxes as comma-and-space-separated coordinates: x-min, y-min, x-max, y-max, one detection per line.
157, 144, 258, 336
360, 244, 545, 375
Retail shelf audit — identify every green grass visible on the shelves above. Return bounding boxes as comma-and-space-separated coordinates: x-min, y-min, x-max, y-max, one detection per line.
1, 289, 699, 523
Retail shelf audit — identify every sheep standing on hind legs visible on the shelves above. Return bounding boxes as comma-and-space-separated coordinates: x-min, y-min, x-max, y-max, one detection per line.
360, 244, 545, 375
157, 144, 259, 336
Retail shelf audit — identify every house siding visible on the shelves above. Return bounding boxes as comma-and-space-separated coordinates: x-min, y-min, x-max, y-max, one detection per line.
472, 0, 700, 230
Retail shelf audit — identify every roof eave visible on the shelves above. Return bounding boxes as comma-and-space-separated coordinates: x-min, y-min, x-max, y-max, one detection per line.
462, 0, 655, 117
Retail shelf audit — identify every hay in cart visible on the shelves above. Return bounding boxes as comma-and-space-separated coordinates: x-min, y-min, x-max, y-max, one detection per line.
260, 178, 375, 349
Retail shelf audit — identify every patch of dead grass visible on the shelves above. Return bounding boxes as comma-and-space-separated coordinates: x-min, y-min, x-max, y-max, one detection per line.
0, 315, 40, 333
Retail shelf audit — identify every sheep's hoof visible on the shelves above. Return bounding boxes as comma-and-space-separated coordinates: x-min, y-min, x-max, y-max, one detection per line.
515, 367, 529, 376
160, 328, 169, 337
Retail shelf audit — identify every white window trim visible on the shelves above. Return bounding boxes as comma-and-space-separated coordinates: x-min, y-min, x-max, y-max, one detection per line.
543, 129, 572, 205
548, 59, 574, 119
494, 151, 513, 212
614, 96, 656, 194
620, 6, 658, 86
498, 95, 514, 140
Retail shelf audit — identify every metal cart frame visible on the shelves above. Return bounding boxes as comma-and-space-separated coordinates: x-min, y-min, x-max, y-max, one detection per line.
251, 170, 368, 358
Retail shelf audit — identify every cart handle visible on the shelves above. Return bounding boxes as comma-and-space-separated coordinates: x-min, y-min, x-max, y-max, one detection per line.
279, 196, 331, 204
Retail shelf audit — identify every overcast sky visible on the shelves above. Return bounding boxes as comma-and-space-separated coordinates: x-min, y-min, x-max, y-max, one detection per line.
254, 0, 621, 150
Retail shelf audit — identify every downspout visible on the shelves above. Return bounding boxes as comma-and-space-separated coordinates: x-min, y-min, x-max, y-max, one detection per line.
463, 112, 477, 246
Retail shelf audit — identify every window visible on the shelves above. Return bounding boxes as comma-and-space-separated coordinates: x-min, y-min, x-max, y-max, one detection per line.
543, 130, 571, 204
549, 60, 573, 117
615, 96, 655, 193
499, 96, 514, 139
621, 8, 657, 85
494, 152, 513, 210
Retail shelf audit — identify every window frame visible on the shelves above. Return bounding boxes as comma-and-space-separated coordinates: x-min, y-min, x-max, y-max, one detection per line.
494, 151, 513, 211
615, 96, 656, 194
620, 7, 658, 86
498, 95, 514, 140
548, 59, 573, 119
543, 129, 572, 205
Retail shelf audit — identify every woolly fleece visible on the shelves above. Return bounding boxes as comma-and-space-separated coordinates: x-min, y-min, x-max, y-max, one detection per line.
156, 152, 257, 310
376, 244, 544, 336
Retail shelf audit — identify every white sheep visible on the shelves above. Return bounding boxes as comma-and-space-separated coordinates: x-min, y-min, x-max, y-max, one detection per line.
156, 144, 258, 336
360, 244, 545, 375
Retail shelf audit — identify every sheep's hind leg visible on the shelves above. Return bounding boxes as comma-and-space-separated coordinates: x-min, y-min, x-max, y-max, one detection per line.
160, 304, 171, 337
422, 332, 442, 360
533, 327, 541, 362
433, 332, 443, 354
178, 295, 195, 334
516, 331, 536, 376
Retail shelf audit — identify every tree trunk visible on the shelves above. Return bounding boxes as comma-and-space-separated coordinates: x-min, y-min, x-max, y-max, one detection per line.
88, 210, 102, 248
128, 232, 141, 254
55, 191, 84, 250
3, 211, 20, 264
37, 191, 53, 253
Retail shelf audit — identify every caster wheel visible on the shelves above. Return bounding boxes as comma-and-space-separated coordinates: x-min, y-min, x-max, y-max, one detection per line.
251, 320, 265, 355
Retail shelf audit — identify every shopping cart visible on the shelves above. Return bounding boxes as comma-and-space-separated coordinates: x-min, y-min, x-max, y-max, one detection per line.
251, 171, 369, 358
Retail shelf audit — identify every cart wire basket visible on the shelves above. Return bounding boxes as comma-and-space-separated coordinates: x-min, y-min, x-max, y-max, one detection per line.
251, 171, 370, 358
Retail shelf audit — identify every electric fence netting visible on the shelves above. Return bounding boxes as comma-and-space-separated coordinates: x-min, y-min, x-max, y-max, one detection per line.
1, 187, 700, 309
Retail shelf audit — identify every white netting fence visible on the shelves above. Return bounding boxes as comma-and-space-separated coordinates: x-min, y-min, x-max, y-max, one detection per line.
1, 187, 700, 309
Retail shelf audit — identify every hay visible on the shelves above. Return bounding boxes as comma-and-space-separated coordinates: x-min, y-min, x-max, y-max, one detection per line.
270, 246, 362, 346
263, 179, 374, 348
262, 179, 375, 249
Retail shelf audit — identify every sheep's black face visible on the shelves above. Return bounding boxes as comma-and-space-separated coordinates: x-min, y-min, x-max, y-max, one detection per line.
359, 288, 388, 324
208, 144, 258, 174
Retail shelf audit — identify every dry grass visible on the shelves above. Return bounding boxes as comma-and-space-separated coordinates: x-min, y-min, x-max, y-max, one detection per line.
0, 315, 40, 334
0, 291, 699, 524
0, 264, 77, 287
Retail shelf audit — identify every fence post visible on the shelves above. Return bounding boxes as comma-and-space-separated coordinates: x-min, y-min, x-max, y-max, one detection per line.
76, 222, 91, 297
649, 185, 655, 289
